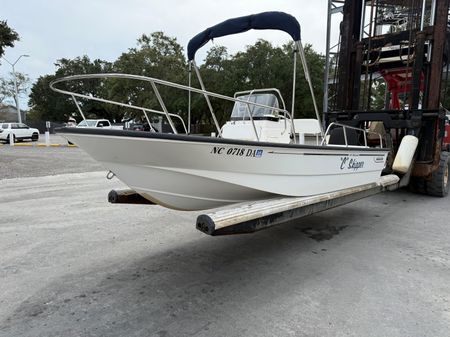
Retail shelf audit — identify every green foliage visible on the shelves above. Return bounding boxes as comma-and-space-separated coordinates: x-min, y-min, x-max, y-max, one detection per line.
370, 79, 388, 110
194, 40, 324, 127
110, 32, 187, 124
286, 42, 325, 118
191, 45, 234, 126
29, 56, 114, 122
0, 20, 19, 59
28, 74, 69, 122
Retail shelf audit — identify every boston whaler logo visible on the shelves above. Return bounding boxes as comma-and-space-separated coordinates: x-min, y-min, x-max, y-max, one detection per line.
340, 156, 365, 171
210, 146, 263, 158
373, 156, 385, 163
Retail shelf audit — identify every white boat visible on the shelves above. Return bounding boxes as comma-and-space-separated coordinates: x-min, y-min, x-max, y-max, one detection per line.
52, 12, 389, 211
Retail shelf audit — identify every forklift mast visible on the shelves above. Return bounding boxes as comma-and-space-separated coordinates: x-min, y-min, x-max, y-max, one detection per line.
323, 0, 450, 186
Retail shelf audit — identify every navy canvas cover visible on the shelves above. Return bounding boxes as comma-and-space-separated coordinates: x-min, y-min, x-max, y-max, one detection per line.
187, 11, 301, 61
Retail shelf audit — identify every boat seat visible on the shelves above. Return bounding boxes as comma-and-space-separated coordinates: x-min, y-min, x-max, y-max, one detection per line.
328, 127, 361, 146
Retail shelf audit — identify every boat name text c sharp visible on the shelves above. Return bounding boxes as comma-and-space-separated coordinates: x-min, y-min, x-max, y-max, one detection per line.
210, 146, 263, 158
340, 156, 365, 171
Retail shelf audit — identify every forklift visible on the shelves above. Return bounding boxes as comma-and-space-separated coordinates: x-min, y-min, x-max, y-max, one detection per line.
324, 0, 450, 197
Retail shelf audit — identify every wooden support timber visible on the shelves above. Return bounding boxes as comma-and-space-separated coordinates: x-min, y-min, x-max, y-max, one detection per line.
196, 175, 399, 236
108, 189, 155, 205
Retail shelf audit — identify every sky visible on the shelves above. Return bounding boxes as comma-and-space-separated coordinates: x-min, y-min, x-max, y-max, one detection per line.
1, 0, 331, 109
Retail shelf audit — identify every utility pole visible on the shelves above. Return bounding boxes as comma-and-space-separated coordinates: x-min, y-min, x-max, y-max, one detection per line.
2, 54, 30, 123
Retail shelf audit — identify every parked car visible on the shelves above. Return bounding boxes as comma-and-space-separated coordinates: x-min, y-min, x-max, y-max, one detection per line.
0, 123, 40, 143
76, 119, 123, 129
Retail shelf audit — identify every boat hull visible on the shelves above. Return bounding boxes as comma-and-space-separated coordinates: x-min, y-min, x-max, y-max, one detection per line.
59, 129, 389, 211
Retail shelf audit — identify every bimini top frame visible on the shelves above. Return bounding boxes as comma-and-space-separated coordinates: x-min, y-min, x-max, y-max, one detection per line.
187, 11, 301, 61
186, 11, 324, 139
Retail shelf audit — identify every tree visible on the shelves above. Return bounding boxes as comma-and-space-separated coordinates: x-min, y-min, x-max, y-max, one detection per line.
0, 20, 19, 60
192, 40, 293, 129
28, 74, 72, 122
287, 42, 325, 119
110, 32, 187, 126
29, 56, 113, 122
0, 71, 30, 106
55, 56, 115, 120
29, 32, 189, 124
194, 40, 325, 128
192, 45, 233, 126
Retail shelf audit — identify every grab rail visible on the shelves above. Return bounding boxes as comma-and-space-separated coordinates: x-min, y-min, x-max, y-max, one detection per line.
321, 122, 384, 148
243, 89, 260, 141
50, 73, 291, 138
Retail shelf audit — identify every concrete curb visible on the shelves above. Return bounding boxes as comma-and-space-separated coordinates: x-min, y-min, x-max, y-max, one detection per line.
0, 143, 77, 148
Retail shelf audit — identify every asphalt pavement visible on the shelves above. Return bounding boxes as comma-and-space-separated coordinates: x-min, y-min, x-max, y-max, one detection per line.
0, 146, 449, 337
0, 144, 102, 179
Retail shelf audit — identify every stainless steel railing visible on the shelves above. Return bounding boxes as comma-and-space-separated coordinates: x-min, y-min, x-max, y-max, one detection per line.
50, 73, 291, 138
321, 122, 384, 148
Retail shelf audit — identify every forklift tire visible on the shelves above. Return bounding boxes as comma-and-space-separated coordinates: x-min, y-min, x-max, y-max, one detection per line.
427, 152, 450, 197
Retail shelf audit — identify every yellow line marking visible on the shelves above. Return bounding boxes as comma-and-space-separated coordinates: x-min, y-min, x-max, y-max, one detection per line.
14, 143, 33, 147
1, 142, 77, 148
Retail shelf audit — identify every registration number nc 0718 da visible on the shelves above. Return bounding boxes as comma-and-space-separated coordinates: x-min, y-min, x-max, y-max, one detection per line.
210, 146, 263, 158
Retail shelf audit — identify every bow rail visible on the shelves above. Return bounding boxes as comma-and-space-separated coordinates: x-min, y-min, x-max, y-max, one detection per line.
50, 73, 292, 137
